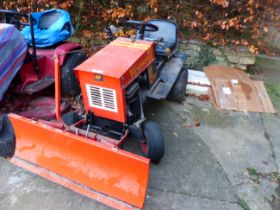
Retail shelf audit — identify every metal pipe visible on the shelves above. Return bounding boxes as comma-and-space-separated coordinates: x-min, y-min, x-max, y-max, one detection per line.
29, 13, 39, 74
54, 54, 61, 121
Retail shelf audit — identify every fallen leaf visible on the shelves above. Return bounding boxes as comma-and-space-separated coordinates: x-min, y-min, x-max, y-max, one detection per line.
173, 132, 179, 138
182, 123, 192, 128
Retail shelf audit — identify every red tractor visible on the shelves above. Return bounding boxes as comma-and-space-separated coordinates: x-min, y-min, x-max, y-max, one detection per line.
0, 14, 188, 209
0, 9, 86, 101
72, 20, 188, 162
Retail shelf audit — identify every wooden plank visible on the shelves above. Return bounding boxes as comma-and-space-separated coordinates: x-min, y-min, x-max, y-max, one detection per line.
213, 78, 263, 112
208, 88, 220, 110
204, 65, 251, 82
234, 69, 251, 82
253, 81, 277, 113
212, 79, 237, 110
204, 65, 276, 113
211, 80, 220, 107
232, 84, 248, 112
237, 80, 263, 112
211, 78, 276, 113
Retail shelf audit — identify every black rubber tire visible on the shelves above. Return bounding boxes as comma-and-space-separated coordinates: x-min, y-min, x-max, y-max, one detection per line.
128, 125, 143, 139
0, 115, 15, 158
141, 121, 164, 163
62, 111, 81, 126
61, 52, 87, 97
168, 68, 189, 103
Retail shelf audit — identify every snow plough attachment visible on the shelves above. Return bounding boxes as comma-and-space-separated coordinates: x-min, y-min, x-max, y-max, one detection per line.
8, 113, 150, 209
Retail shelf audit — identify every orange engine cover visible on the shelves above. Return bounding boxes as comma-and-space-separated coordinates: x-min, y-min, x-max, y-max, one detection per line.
75, 37, 155, 123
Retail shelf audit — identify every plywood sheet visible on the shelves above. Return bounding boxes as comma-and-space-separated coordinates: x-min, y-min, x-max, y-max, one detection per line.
204, 65, 276, 113
231, 84, 248, 111
213, 79, 237, 110
253, 81, 276, 113
204, 65, 251, 82
208, 88, 221, 110
211, 78, 276, 113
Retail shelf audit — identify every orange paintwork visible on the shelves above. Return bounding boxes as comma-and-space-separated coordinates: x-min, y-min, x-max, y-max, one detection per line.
75, 37, 155, 123
10, 157, 134, 210
8, 113, 150, 209
54, 55, 61, 121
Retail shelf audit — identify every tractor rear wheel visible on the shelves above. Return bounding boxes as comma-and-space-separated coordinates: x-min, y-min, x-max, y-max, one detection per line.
140, 121, 164, 163
0, 115, 15, 158
61, 52, 87, 97
168, 68, 188, 103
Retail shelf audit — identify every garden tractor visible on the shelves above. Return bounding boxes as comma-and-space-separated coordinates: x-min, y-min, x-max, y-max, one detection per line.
0, 9, 86, 100
0, 12, 188, 209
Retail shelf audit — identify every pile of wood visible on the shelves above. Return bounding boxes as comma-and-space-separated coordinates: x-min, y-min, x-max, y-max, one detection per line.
186, 65, 276, 113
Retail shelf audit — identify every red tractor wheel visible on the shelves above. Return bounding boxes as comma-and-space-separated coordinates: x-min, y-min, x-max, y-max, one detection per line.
140, 121, 164, 163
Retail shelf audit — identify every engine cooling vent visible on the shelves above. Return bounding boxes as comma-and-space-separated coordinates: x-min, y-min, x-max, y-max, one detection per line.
86, 84, 118, 112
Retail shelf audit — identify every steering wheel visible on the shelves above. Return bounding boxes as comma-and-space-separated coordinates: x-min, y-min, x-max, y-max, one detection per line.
0, 10, 28, 29
125, 20, 158, 39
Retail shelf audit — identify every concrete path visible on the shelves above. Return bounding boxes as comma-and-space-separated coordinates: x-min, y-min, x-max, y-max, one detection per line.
0, 55, 280, 210
0, 100, 241, 210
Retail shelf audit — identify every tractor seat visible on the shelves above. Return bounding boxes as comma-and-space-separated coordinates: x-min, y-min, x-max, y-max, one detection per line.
143, 20, 177, 56
38, 10, 61, 29
21, 9, 73, 48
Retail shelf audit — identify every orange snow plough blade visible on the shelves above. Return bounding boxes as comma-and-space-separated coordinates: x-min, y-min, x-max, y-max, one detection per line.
8, 114, 150, 209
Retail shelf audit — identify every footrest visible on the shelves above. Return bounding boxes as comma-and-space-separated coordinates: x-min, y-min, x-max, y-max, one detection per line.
147, 55, 184, 100
17, 76, 54, 94
146, 81, 171, 100
18, 97, 69, 119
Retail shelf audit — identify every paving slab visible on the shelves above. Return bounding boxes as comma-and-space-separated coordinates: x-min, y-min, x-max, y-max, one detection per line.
144, 189, 240, 210
142, 100, 236, 203
0, 160, 110, 210
169, 97, 280, 210
261, 114, 280, 172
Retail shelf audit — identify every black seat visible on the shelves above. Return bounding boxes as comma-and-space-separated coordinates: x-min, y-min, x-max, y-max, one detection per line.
143, 20, 178, 56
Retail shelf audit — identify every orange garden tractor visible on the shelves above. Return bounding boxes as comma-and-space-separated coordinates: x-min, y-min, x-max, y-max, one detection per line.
0, 15, 188, 209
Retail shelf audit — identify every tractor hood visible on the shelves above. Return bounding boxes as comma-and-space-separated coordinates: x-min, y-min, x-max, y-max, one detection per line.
74, 37, 155, 123
75, 37, 155, 88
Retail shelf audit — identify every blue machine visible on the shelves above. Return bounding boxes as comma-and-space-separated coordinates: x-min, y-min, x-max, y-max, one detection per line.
22, 9, 74, 48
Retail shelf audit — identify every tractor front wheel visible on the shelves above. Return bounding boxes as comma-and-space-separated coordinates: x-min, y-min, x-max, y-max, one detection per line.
168, 68, 188, 103
0, 115, 15, 158
140, 121, 164, 163
61, 52, 87, 97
